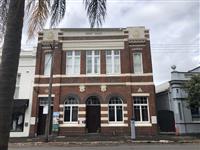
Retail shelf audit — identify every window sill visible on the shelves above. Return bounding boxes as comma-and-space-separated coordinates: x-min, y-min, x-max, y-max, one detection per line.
63, 122, 78, 124
108, 121, 124, 124
135, 122, 152, 127
133, 72, 144, 75
60, 123, 85, 127
42, 75, 50, 77
102, 123, 128, 127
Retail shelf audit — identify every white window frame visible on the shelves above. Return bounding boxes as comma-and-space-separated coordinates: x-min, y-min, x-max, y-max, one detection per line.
86, 50, 100, 75
106, 50, 121, 74
108, 98, 124, 123
66, 51, 80, 75
133, 53, 143, 74
63, 99, 79, 123
44, 53, 52, 76
133, 97, 150, 124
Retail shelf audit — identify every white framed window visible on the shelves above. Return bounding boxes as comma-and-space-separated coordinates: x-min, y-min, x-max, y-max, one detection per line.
44, 53, 52, 76
106, 50, 120, 74
64, 97, 78, 123
133, 97, 150, 123
109, 97, 123, 122
86, 50, 100, 74
66, 51, 80, 75
133, 53, 143, 74
191, 107, 200, 121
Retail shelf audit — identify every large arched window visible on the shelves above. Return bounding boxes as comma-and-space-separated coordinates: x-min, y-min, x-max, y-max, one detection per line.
64, 97, 78, 122
108, 97, 123, 122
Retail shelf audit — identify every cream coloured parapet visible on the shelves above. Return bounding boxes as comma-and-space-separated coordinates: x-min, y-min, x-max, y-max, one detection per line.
39, 26, 149, 42
126, 26, 147, 40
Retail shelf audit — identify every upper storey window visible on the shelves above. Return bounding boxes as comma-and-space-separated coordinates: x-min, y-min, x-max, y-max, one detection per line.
86, 50, 100, 74
66, 51, 80, 75
133, 53, 143, 74
44, 53, 52, 76
106, 50, 120, 74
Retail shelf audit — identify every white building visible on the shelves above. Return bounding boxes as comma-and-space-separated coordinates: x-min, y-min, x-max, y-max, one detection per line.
156, 66, 200, 134
0, 49, 36, 137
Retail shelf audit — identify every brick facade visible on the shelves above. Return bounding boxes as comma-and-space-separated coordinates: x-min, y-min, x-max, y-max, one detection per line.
30, 27, 157, 137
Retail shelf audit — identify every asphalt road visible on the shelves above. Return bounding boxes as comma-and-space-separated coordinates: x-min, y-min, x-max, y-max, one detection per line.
9, 143, 200, 150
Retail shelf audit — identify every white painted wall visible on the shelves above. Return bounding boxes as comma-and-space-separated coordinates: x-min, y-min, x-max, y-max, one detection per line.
0, 49, 36, 137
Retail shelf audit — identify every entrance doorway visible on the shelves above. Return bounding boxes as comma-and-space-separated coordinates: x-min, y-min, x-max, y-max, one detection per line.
37, 97, 53, 136
86, 96, 101, 133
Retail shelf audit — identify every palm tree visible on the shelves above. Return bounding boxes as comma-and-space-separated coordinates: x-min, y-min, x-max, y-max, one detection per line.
0, 0, 107, 149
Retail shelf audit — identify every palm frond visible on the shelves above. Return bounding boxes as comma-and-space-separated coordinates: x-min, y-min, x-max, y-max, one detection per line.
27, 0, 51, 38
84, 0, 107, 28
26, 0, 36, 14
50, 0, 66, 27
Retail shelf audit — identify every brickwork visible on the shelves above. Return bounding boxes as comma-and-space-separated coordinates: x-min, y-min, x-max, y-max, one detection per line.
30, 27, 157, 137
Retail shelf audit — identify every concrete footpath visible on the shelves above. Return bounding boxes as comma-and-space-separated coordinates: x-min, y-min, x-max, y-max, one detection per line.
9, 134, 200, 147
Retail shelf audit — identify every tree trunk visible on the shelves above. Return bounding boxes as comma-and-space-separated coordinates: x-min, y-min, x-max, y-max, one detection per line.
0, 0, 25, 149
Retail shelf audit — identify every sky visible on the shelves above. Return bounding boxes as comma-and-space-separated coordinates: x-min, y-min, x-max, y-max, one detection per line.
21, 0, 200, 85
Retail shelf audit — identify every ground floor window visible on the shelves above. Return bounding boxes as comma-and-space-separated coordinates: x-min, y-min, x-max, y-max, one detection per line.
133, 97, 149, 122
191, 107, 200, 121
10, 112, 24, 132
109, 97, 123, 122
64, 97, 78, 122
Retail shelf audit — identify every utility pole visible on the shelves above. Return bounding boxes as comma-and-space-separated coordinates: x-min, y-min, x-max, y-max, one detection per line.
45, 40, 56, 142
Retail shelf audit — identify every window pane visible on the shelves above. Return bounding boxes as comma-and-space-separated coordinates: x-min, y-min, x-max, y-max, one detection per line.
75, 51, 80, 56
117, 106, 123, 121
134, 106, 140, 121
141, 106, 148, 121
109, 97, 122, 104
74, 57, 80, 74
106, 56, 112, 74
72, 106, 78, 121
114, 50, 120, 55
86, 51, 92, 55
44, 53, 52, 75
66, 51, 80, 75
133, 53, 142, 74
86, 57, 92, 73
106, 50, 111, 55
66, 57, 73, 75
94, 56, 100, 73
10, 113, 24, 132
114, 56, 120, 73
106, 50, 120, 74
109, 106, 115, 121
67, 51, 72, 56
95, 51, 99, 55
64, 107, 70, 122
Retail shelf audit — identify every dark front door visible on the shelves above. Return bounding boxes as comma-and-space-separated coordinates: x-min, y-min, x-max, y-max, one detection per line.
86, 106, 100, 133
86, 96, 100, 133
37, 106, 53, 135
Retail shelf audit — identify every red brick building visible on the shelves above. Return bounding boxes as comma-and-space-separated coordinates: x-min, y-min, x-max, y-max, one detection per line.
30, 27, 157, 137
